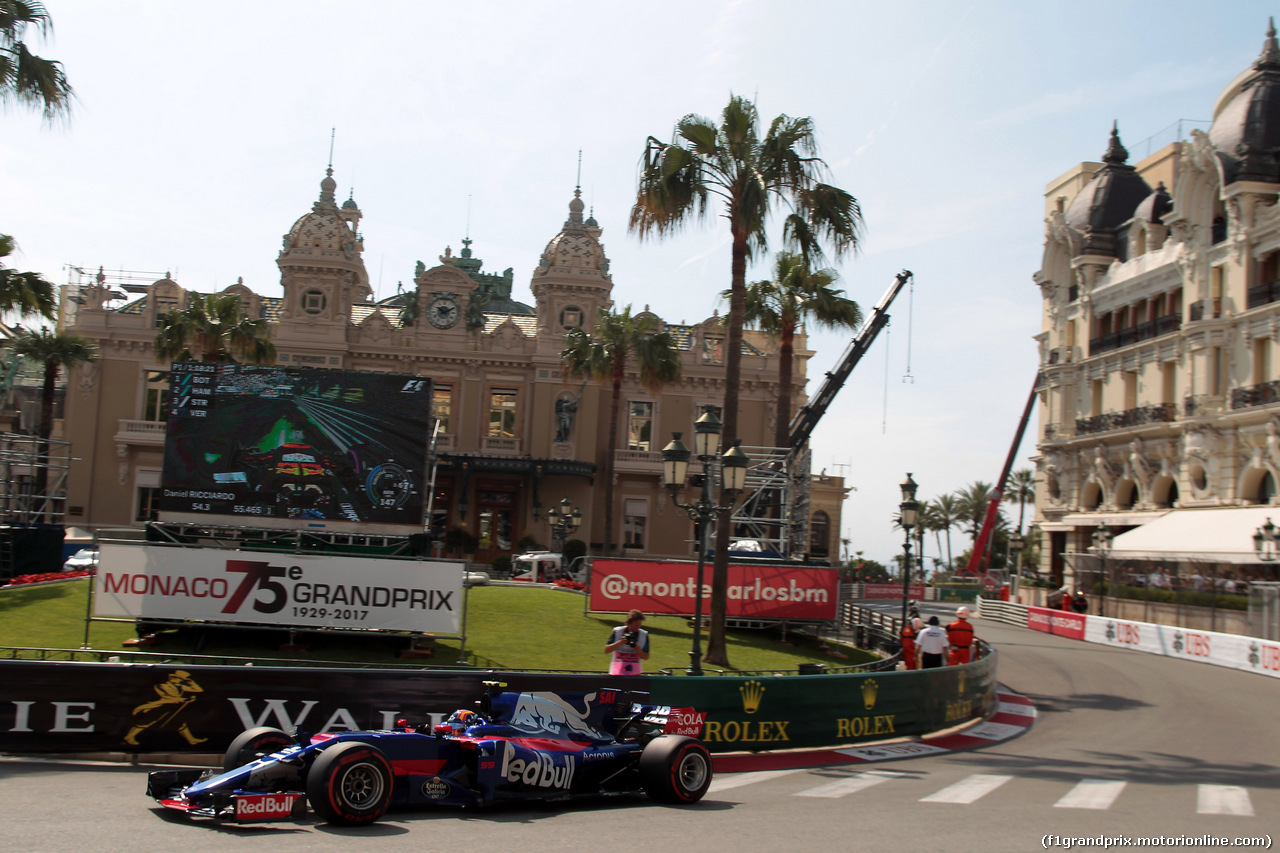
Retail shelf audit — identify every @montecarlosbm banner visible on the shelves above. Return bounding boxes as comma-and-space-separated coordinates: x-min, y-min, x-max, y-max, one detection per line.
590, 559, 838, 620
95, 544, 463, 634
159, 363, 432, 534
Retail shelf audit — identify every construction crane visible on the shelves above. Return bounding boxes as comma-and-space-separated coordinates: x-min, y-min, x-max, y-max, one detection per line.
786, 270, 912, 454
732, 270, 913, 558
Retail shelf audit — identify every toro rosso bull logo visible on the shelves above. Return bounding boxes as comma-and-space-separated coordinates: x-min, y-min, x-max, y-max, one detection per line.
499, 741, 576, 789
509, 692, 598, 739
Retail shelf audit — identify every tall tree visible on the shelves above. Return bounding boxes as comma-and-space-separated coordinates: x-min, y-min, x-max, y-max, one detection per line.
0, 234, 56, 320
732, 251, 862, 447
561, 306, 681, 556
928, 493, 963, 571
1003, 467, 1036, 535
631, 95, 862, 666
955, 481, 996, 543
1, 1, 75, 123
154, 291, 276, 364
5, 327, 95, 508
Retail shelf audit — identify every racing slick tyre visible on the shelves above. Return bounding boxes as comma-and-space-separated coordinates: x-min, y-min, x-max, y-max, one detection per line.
306, 742, 394, 826
638, 735, 712, 804
222, 726, 293, 773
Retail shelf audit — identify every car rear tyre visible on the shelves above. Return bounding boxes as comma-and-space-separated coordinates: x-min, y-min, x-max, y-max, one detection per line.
639, 735, 712, 804
222, 726, 293, 772
306, 742, 393, 826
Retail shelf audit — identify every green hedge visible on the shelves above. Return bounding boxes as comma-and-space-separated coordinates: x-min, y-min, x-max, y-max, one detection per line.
1090, 581, 1247, 611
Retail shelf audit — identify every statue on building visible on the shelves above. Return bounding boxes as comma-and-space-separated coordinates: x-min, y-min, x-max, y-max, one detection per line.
555, 381, 586, 443
1127, 437, 1151, 484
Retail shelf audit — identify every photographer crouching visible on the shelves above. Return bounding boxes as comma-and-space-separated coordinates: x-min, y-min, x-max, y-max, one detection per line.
605, 610, 650, 675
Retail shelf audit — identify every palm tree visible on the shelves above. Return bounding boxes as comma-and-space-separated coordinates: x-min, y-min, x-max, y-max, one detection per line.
1003, 468, 1036, 535
2, 1, 75, 123
154, 291, 276, 364
954, 481, 995, 543
561, 306, 681, 556
0, 234, 56, 320
631, 94, 862, 665
733, 252, 862, 447
929, 493, 963, 571
6, 327, 96, 509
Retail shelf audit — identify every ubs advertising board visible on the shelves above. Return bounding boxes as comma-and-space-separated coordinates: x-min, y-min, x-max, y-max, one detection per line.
95, 543, 463, 634
160, 363, 431, 534
590, 559, 838, 620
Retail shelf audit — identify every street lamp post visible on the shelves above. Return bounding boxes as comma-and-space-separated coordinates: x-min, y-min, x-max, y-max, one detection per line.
1092, 524, 1112, 617
899, 474, 920, 626
661, 409, 750, 676
1255, 518, 1278, 561
1009, 531, 1025, 598
545, 497, 582, 554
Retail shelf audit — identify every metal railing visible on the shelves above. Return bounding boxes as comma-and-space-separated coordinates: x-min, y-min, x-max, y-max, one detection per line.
1075, 403, 1175, 435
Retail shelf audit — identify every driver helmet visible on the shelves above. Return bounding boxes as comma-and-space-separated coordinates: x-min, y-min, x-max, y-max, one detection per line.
956, 606, 970, 618
444, 709, 485, 733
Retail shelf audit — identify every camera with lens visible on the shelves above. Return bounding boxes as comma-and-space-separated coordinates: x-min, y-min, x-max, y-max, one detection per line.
623, 630, 640, 647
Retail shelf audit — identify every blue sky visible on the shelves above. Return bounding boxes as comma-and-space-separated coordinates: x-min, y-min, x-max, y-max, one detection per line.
4, 1, 1276, 566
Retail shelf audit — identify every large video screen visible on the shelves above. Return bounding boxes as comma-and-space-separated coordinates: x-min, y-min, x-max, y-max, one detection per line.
160, 363, 432, 531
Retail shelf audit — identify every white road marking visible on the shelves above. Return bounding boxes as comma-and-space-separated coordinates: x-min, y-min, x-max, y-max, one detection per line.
919, 773, 1013, 804
1054, 779, 1127, 810
795, 770, 908, 798
1197, 784, 1254, 816
707, 768, 805, 794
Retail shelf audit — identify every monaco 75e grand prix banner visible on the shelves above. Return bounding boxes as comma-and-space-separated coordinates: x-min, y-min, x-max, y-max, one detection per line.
589, 559, 838, 620
95, 544, 462, 634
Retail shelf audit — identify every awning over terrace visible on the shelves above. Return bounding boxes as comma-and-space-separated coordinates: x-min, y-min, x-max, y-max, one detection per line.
1107, 505, 1280, 564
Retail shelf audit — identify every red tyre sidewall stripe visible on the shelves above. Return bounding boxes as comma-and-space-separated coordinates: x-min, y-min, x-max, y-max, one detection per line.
671, 743, 698, 803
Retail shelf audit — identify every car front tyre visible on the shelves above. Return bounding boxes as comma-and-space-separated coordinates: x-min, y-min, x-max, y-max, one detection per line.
222, 726, 293, 773
306, 742, 393, 826
639, 735, 712, 804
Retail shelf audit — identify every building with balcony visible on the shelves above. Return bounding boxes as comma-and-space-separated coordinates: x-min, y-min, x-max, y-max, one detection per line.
1032, 22, 1280, 593
58, 168, 847, 565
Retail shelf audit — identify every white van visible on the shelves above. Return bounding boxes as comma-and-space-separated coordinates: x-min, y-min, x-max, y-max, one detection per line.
510, 552, 585, 583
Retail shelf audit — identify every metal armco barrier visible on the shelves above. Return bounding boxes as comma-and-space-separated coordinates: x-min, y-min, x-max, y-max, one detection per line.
0, 650, 998, 756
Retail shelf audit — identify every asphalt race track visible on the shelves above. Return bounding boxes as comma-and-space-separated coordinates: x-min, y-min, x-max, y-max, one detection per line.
3, 613, 1277, 852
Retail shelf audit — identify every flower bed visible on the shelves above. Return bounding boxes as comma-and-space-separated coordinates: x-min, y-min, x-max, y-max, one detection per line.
3, 570, 92, 588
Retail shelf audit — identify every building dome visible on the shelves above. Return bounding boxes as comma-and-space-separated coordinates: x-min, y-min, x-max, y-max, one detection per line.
1064, 124, 1152, 259
534, 189, 611, 279
1134, 181, 1173, 224
280, 168, 361, 260
1208, 19, 1280, 185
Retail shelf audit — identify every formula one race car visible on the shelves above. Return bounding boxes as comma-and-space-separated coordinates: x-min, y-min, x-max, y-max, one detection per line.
146, 684, 711, 826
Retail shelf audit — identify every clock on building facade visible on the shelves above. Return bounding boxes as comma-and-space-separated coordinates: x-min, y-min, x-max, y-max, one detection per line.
427, 293, 460, 329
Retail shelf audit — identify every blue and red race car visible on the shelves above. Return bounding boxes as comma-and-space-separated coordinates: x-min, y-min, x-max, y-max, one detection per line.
146, 683, 711, 826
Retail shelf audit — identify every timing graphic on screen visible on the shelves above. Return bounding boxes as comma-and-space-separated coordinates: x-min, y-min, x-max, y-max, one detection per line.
159, 363, 432, 528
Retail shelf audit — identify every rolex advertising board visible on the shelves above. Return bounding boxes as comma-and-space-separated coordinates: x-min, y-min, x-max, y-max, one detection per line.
159, 363, 431, 534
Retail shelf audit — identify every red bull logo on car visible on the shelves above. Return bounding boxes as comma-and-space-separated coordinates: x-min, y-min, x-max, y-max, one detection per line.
499, 741, 576, 789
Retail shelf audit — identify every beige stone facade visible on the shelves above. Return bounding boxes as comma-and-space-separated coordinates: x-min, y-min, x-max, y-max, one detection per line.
61, 170, 846, 564
1032, 23, 1280, 588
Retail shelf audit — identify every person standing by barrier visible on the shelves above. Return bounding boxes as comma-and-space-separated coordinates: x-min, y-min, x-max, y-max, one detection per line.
947, 606, 976, 664
899, 602, 923, 670
605, 610, 650, 675
915, 616, 950, 669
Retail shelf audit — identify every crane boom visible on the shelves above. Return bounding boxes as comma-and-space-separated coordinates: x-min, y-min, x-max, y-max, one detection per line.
787, 270, 912, 452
